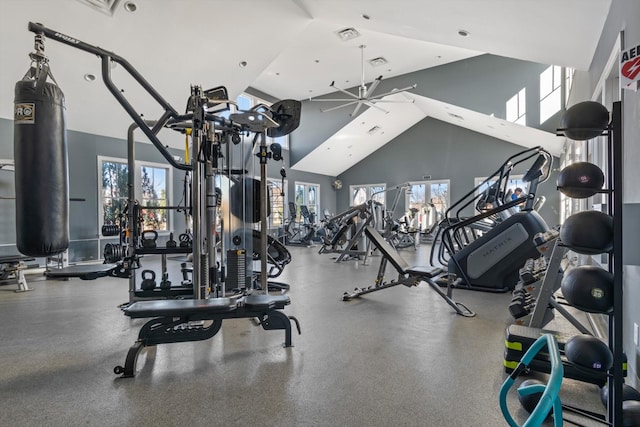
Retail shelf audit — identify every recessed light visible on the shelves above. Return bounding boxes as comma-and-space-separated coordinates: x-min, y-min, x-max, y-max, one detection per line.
361, 14, 370, 20
238, 61, 247, 68
458, 29, 470, 37
84, 73, 96, 82
275, 72, 280, 76
315, 59, 320, 63
123, 1, 137, 12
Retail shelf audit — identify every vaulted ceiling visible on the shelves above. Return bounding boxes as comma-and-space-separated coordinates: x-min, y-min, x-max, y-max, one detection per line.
0, 0, 611, 172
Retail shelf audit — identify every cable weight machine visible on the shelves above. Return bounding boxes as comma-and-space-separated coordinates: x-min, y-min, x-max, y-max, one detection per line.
23, 22, 302, 376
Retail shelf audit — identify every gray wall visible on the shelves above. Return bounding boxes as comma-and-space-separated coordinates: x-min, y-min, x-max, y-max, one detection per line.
570, 0, 640, 384
0, 114, 334, 261
291, 54, 561, 165
335, 117, 560, 225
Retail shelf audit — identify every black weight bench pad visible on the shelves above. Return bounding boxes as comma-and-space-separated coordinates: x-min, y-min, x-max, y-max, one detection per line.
124, 298, 238, 318
0, 255, 35, 264
46, 264, 118, 280
406, 266, 442, 278
243, 294, 290, 310
364, 226, 441, 278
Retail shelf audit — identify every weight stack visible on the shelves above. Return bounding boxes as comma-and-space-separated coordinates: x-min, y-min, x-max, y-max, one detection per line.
226, 249, 246, 292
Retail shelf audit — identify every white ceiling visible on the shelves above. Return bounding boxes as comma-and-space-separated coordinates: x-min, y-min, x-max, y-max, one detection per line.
0, 0, 611, 168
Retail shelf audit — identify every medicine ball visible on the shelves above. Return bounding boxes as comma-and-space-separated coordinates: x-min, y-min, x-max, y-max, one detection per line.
622, 401, 640, 427
560, 210, 613, 254
557, 162, 605, 199
600, 383, 640, 407
561, 266, 614, 313
564, 334, 612, 372
517, 379, 552, 420
561, 101, 609, 140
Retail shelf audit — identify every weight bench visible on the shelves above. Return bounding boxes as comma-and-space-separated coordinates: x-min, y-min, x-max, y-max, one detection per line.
114, 294, 300, 378
0, 255, 35, 292
343, 225, 475, 317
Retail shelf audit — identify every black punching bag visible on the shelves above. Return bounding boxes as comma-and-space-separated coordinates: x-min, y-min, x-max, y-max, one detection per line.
14, 64, 69, 257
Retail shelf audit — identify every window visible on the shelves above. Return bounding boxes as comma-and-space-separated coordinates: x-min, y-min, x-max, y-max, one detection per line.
267, 178, 287, 229
294, 182, 319, 221
540, 65, 563, 123
100, 159, 128, 227
406, 180, 450, 218
506, 88, 526, 125
98, 156, 172, 232
474, 175, 527, 207
565, 67, 574, 104
350, 184, 385, 206
223, 93, 289, 150
140, 165, 169, 231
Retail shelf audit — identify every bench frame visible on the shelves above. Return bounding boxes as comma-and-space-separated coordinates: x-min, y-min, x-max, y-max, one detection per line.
343, 226, 475, 317
114, 295, 299, 378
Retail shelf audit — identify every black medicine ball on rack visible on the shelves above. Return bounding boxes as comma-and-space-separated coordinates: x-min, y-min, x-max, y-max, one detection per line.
564, 334, 613, 372
561, 265, 614, 313
560, 210, 613, 254
557, 162, 605, 199
561, 101, 609, 141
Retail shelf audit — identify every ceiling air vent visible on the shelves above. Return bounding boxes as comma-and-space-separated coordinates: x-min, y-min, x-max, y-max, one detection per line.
336, 28, 360, 41
76, 0, 122, 16
369, 57, 388, 67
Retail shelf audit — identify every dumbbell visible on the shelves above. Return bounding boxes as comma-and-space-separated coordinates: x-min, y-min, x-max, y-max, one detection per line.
141, 230, 158, 248
180, 262, 192, 286
509, 299, 533, 319
140, 270, 157, 291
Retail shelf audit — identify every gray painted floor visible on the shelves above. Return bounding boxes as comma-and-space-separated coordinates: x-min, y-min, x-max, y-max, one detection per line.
1, 244, 606, 426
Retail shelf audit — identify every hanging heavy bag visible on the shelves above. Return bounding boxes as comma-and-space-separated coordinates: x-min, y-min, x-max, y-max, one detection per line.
14, 62, 69, 257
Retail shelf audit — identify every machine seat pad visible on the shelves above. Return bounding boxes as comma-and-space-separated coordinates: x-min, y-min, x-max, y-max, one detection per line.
0, 255, 35, 264
243, 294, 290, 311
406, 266, 443, 278
46, 264, 117, 280
124, 298, 238, 318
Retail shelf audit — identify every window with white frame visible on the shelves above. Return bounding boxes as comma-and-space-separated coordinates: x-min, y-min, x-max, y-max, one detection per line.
267, 178, 287, 229
540, 65, 563, 123
350, 183, 385, 207
406, 180, 450, 217
506, 88, 526, 125
474, 175, 527, 205
98, 156, 172, 232
223, 93, 289, 150
294, 182, 319, 222
565, 67, 574, 104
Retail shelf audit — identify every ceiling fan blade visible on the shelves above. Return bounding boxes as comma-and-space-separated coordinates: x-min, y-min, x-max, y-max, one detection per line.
320, 100, 360, 113
368, 99, 415, 104
350, 102, 364, 117
310, 98, 362, 102
331, 84, 361, 100
363, 101, 389, 114
367, 84, 417, 100
365, 76, 383, 98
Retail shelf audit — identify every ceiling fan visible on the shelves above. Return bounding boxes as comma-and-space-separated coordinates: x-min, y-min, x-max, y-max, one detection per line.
310, 44, 417, 117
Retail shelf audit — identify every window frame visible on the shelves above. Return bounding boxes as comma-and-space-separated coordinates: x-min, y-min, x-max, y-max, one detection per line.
294, 181, 320, 221
97, 155, 173, 235
350, 183, 386, 207
506, 87, 527, 125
